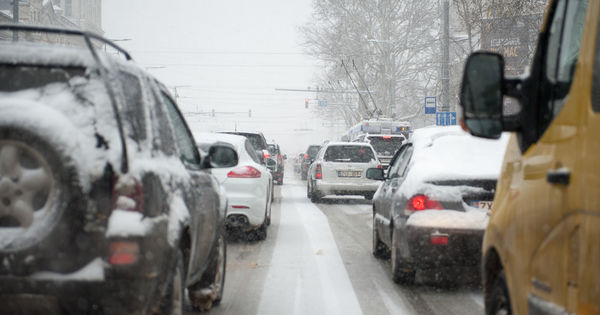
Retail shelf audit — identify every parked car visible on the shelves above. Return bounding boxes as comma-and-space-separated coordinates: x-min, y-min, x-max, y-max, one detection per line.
367, 126, 508, 284
306, 142, 381, 202
267, 142, 286, 185
459, 0, 599, 313
195, 132, 273, 240
300, 144, 321, 180
0, 25, 227, 314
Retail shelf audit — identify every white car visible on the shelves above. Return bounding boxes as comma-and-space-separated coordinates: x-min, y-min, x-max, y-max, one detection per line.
307, 142, 382, 202
195, 132, 273, 240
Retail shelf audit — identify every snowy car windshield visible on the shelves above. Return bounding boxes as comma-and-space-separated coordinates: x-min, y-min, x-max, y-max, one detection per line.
368, 137, 404, 156
324, 145, 375, 163
0, 65, 86, 92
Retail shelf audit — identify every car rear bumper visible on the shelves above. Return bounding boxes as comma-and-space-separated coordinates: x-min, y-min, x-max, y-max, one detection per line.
223, 182, 267, 229
0, 262, 162, 315
315, 180, 380, 195
403, 226, 484, 268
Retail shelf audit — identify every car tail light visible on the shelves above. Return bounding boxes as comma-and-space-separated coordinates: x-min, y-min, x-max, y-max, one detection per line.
377, 164, 382, 169
405, 194, 443, 214
112, 174, 143, 212
227, 166, 262, 178
304, 153, 309, 159
315, 163, 322, 179
430, 234, 449, 245
231, 205, 250, 209
108, 241, 139, 265
382, 135, 392, 139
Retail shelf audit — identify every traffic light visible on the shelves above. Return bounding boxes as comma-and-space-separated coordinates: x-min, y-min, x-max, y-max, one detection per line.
305, 98, 309, 108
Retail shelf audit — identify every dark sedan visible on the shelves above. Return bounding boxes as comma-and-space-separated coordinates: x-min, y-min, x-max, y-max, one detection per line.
367, 126, 508, 284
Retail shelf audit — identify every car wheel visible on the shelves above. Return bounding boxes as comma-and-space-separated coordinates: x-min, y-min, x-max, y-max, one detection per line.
189, 233, 227, 311
254, 220, 268, 240
487, 270, 511, 315
301, 172, 307, 180
310, 185, 321, 203
364, 192, 375, 201
391, 225, 415, 284
372, 215, 388, 258
265, 194, 272, 226
158, 249, 184, 315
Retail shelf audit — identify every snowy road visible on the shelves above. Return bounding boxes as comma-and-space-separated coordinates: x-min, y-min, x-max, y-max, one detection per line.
192, 171, 485, 315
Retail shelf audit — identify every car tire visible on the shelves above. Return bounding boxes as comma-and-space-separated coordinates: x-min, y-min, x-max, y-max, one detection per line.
487, 270, 511, 315
309, 181, 321, 203
265, 194, 272, 226
364, 192, 375, 201
372, 215, 389, 258
158, 249, 184, 315
188, 232, 227, 311
306, 181, 312, 199
391, 225, 415, 284
254, 220, 268, 240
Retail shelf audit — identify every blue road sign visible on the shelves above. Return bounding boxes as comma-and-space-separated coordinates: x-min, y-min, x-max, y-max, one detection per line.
425, 96, 436, 114
436, 112, 457, 126
318, 99, 328, 107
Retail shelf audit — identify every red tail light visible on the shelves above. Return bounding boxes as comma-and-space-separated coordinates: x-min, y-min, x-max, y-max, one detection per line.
264, 151, 270, 159
227, 166, 262, 178
304, 153, 309, 159
382, 135, 392, 139
315, 163, 322, 179
112, 175, 143, 212
406, 194, 443, 212
430, 234, 449, 245
109, 241, 139, 265
377, 164, 382, 169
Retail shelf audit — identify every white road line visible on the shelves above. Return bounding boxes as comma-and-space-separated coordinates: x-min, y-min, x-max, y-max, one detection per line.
373, 279, 412, 315
257, 183, 363, 315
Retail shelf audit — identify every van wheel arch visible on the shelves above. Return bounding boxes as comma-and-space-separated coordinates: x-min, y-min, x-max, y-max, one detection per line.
483, 248, 504, 312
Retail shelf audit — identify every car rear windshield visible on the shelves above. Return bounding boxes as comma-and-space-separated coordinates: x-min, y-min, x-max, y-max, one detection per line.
368, 136, 404, 156
324, 145, 375, 163
0, 65, 86, 91
306, 145, 321, 158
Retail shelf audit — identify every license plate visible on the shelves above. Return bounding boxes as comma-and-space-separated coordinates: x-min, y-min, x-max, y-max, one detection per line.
470, 201, 493, 210
338, 170, 361, 178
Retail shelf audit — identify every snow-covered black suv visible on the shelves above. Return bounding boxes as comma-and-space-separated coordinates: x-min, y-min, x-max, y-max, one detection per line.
0, 25, 228, 314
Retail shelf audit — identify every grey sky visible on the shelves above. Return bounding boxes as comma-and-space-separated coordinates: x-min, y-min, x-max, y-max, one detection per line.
102, 0, 332, 153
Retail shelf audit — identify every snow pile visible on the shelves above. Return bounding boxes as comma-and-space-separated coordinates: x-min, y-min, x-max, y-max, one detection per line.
29, 257, 105, 281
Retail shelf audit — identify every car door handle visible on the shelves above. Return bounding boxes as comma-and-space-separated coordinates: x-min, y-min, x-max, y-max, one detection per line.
547, 168, 570, 185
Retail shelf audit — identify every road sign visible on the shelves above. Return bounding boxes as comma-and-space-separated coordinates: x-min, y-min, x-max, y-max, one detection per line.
436, 112, 457, 126
425, 96, 436, 114
318, 99, 328, 107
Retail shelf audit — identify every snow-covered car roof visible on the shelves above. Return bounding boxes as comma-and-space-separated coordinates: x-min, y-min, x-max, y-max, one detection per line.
194, 132, 248, 151
323, 141, 375, 147
0, 41, 98, 67
403, 125, 509, 187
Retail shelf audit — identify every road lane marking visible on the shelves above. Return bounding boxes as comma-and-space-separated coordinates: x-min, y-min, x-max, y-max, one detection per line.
257, 183, 363, 315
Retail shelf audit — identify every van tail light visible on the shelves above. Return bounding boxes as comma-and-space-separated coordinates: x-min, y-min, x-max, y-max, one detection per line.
405, 194, 442, 215
315, 163, 322, 179
112, 174, 143, 212
108, 241, 140, 265
227, 166, 262, 178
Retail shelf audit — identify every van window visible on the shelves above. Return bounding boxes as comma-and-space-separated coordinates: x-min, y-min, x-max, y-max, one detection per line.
541, 0, 589, 131
593, 17, 600, 112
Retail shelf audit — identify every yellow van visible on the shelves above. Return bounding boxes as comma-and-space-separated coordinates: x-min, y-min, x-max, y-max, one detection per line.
459, 0, 599, 314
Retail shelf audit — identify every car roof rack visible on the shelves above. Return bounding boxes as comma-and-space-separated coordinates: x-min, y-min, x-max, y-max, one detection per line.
0, 23, 131, 173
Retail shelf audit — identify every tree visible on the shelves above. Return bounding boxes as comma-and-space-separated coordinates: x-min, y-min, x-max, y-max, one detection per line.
300, 0, 440, 128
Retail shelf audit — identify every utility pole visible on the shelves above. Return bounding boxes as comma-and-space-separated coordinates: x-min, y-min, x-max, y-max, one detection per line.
12, 0, 19, 41
441, 0, 450, 112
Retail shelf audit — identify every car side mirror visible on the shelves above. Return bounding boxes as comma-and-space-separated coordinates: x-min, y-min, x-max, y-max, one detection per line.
460, 52, 504, 139
265, 157, 277, 171
203, 145, 238, 168
366, 168, 385, 181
